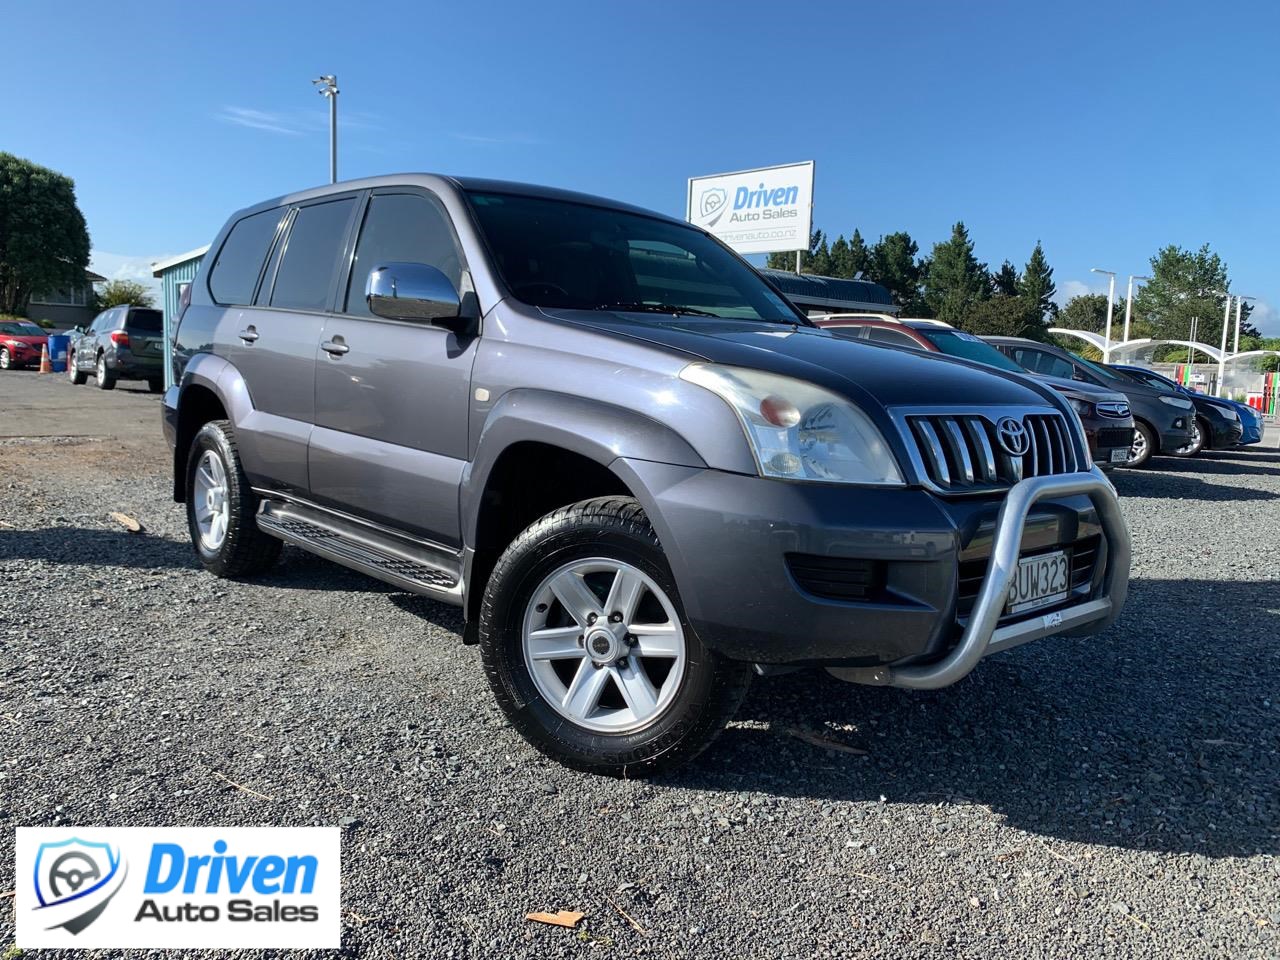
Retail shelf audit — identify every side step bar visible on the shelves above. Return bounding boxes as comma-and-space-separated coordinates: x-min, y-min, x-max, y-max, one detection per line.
255, 499, 464, 606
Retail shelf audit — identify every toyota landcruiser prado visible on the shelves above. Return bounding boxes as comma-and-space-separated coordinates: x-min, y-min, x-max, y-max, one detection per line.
163, 175, 1131, 776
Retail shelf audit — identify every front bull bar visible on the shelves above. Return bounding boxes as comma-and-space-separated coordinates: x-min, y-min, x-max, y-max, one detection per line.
830, 467, 1131, 690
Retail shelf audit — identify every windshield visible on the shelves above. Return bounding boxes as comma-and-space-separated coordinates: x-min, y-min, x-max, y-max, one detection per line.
1116, 367, 1179, 391
920, 329, 1024, 372
466, 191, 806, 324
1071, 353, 1129, 383
0, 321, 43, 336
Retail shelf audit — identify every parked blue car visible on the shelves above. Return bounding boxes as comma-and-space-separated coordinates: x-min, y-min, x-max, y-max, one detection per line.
1110, 365, 1263, 451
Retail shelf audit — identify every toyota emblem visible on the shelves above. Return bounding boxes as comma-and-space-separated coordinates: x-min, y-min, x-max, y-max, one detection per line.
996, 417, 1030, 456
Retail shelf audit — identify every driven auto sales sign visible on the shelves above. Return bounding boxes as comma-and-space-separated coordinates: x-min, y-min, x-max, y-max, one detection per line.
16, 827, 340, 949
686, 161, 814, 255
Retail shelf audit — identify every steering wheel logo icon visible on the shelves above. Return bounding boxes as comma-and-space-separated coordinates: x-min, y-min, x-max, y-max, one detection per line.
48, 851, 102, 898
32, 837, 127, 935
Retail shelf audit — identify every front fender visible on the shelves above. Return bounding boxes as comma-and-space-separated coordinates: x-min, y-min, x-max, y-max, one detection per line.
460, 388, 708, 548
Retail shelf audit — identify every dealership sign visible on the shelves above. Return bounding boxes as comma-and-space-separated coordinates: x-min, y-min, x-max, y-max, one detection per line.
686, 161, 814, 255
16, 827, 340, 949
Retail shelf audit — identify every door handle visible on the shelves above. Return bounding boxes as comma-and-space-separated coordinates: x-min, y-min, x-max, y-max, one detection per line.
321, 338, 349, 356
238, 326, 259, 343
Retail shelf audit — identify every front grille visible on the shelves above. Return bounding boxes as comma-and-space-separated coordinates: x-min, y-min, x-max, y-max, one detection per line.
956, 535, 1100, 620
1096, 427, 1134, 448
1097, 401, 1130, 418
904, 411, 1080, 493
786, 554, 886, 602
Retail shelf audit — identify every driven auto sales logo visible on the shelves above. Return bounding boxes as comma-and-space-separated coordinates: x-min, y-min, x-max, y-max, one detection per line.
31, 836, 128, 934
699, 187, 728, 226
16, 826, 340, 949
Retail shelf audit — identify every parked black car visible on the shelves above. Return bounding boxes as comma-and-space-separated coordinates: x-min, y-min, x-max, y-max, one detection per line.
68, 305, 165, 391
1109, 365, 1243, 456
984, 337, 1195, 467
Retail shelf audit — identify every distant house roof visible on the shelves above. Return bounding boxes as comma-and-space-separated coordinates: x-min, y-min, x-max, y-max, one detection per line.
759, 269, 898, 313
84, 268, 108, 283
152, 245, 211, 277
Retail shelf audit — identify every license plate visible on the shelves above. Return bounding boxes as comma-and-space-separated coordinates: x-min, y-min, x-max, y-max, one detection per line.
1007, 550, 1069, 614
1110, 448, 1129, 463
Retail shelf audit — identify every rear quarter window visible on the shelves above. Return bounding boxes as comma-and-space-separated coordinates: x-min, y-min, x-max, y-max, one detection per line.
209, 208, 285, 306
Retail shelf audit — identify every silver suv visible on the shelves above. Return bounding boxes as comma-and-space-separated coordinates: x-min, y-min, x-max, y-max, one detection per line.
164, 175, 1131, 776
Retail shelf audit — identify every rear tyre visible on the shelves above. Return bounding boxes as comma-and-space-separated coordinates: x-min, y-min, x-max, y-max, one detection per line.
1125, 422, 1156, 467
148, 378, 164, 394
95, 354, 116, 390
479, 496, 752, 777
185, 419, 281, 578
0, 347, 10, 370
67, 351, 87, 385
1172, 417, 1206, 458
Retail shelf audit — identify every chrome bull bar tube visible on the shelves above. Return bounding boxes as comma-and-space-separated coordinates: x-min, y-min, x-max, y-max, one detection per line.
832, 467, 1130, 690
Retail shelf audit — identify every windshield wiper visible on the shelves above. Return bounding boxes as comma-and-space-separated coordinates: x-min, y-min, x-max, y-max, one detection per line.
597, 301, 723, 318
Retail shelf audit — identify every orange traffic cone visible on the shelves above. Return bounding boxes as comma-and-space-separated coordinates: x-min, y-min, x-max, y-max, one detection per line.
38, 342, 52, 374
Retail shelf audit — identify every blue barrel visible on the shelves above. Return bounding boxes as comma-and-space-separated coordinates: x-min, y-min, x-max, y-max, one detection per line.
47, 334, 69, 372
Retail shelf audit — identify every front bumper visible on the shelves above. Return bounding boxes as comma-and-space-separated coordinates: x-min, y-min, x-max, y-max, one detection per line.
618, 460, 1130, 688
1158, 411, 1193, 452
1207, 418, 1244, 449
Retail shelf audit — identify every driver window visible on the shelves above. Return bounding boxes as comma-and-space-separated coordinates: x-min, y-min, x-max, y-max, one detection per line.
345, 193, 464, 316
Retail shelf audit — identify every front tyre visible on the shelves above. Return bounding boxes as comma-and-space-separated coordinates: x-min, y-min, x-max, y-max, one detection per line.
67, 351, 87, 385
0, 347, 10, 370
479, 496, 751, 777
1172, 417, 1206, 458
1125, 422, 1156, 467
185, 419, 281, 578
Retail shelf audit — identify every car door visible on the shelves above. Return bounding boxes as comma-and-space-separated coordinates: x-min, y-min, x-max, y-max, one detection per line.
308, 188, 478, 546
220, 197, 358, 494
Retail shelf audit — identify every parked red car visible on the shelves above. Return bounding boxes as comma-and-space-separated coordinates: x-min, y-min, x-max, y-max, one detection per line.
0, 319, 49, 370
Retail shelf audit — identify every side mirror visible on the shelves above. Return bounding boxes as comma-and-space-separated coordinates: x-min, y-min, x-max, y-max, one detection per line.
366, 262, 465, 330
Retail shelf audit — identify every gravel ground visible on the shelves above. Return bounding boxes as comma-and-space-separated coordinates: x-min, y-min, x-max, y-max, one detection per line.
1, 370, 1277, 958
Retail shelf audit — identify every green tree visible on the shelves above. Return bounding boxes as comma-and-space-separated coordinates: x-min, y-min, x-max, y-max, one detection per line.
923, 222, 988, 324
847, 229, 873, 278
1018, 241, 1057, 325
827, 235, 854, 279
1056, 293, 1125, 336
991, 260, 1020, 297
95, 278, 155, 310
867, 232, 927, 315
957, 295, 1041, 338
0, 153, 91, 315
1132, 244, 1237, 347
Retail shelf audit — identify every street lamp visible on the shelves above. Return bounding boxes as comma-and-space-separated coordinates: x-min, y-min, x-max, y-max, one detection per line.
1123, 274, 1150, 343
1217, 293, 1233, 397
312, 74, 339, 184
1234, 295, 1256, 354
1091, 268, 1117, 362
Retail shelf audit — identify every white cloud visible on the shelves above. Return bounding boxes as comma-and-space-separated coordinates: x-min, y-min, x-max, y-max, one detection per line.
89, 251, 166, 305
216, 106, 383, 137
450, 131, 542, 145
1249, 299, 1278, 336
216, 106, 305, 136
1055, 278, 1104, 306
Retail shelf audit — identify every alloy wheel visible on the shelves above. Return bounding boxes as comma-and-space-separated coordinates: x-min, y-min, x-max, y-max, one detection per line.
0, 348, 9, 370
192, 449, 230, 551
1128, 428, 1148, 465
522, 558, 687, 734
1175, 420, 1202, 456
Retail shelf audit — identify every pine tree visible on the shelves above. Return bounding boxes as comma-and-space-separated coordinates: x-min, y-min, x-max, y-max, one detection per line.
827, 235, 854, 279
923, 222, 989, 324
848, 229, 873, 278
868, 232, 926, 315
991, 260, 1020, 297
1018, 241, 1057, 326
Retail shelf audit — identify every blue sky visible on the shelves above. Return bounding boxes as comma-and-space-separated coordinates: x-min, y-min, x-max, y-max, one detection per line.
3, 0, 1276, 329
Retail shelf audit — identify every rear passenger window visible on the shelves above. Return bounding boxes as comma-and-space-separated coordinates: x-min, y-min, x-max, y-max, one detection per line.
1013, 348, 1074, 380
209, 208, 284, 306
271, 198, 356, 311
344, 193, 464, 316
865, 327, 920, 348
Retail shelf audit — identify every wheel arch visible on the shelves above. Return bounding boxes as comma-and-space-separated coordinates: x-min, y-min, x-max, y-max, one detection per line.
170, 354, 251, 502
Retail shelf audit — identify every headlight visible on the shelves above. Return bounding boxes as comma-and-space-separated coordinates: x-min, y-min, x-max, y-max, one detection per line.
680, 363, 904, 485
1066, 397, 1092, 418
1222, 407, 1239, 421
1159, 396, 1193, 409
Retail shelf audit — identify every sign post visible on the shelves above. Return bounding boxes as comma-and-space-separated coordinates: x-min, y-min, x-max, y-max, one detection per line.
687, 162, 815, 262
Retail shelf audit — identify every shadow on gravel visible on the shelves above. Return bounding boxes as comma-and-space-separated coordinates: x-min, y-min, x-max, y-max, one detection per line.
674, 576, 1278, 860
1110, 470, 1278, 502
0, 526, 194, 569
1144, 453, 1280, 478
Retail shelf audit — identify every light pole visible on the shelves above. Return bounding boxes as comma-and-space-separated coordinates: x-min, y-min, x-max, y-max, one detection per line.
1217, 293, 1233, 397
1234, 295, 1256, 354
1092, 268, 1117, 362
1123, 274, 1150, 343
312, 74, 339, 184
